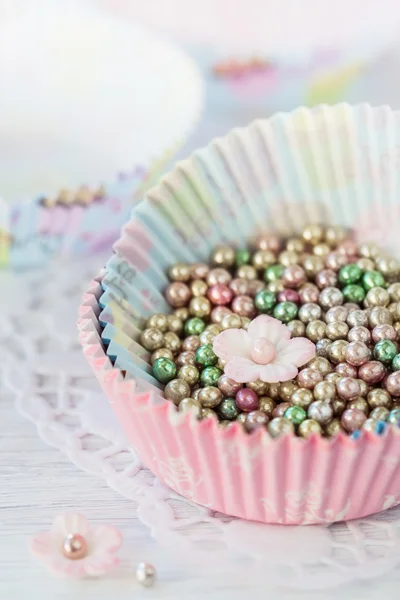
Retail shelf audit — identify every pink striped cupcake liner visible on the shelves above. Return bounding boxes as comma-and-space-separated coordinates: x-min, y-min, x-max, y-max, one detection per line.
79, 104, 400, 524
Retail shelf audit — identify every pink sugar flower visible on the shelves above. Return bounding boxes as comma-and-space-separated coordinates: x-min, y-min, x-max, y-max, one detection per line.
30, 513, 122, 578
213, 315, 315, 383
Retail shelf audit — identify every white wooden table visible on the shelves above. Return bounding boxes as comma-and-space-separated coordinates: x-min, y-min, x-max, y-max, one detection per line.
3, 43, 400, 600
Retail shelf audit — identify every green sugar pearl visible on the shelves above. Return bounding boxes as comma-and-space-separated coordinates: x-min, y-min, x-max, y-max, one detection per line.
195, 344, 218, 367
185, 317, 206, 336
392, 354, 400, 371
265, 264, 284, 282
273, 301, 298, 323
152, 357, 177, 383
373, 339, 398, 364
338, 264, 363, 285
254, 289, 276, 313
362, 270, 386, 291
284, 405, 307, 425
235, 248, 251, 266
342, 284, 366, 304
218, 398, 239, 420
201, 366, 223, 387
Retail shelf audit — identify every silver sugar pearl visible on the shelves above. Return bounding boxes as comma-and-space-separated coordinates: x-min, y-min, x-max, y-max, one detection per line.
136, 562, 156, 587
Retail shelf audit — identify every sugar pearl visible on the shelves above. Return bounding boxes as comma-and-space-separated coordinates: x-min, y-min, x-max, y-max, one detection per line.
341, 408, 366, 432
259, 396, 276, 417
308, 356, 333, 375
168, 262, 191, 282
298, 419, 322, 438
325, 419, 344, 436
182, 335, 201, 352
348, 326, 371, 344
207, 268, 232, 286
287, 320, 306, 337
191, 279, 208, 297
178, 398, 202, 417
147, 313, 169, 332
140, 328, 164, 351
164, 379, 191, 405
345, 341, 371, 366
298, 283, 320, 304
191, 263, 209, 279
291, 388, 313, 407
313, 381, 336, 401
252, 250, 276, 270
176, 350, 196, 367
358, 360, 386, 384
298, 303, 322, 323
221, 313, 242, 330
316, 338, 331, 357
283, 265, 306, 288
319, 287, 344, 309
328, 340, 349, 363
326, 321, 349, 341
211, 245, 235, 267
372, 324, 396, 342
385, 371, 400, 396
306, 320, 326, 342
211, 306, 232, 324
325, 306, 348, 323
337, 377, 361, 400
347, 398, 369, 413
236, 388, 259, 412
297, 368, 323, 389
347, 309, 368, 328
207, 284, 233, 306
245, 410, 269, 432
247, 380, 270, 396
218, 375, 243, 396
307, 401, 333, 424
231, 295, 256, 318
316, 269, 337, 289
267, 417, 294, 438
163, 332, 181, 353
150, 348, 174, 364
236, 265, 257, 280
272, 402, 291, 417
335, 363, 358, 378
165, 282, 191, 307
199, 386, 223, 408
255, 233, 280, 252
370, 407, 390, 420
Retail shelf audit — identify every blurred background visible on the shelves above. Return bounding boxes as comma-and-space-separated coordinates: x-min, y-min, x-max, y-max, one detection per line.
1, 0, 400, 266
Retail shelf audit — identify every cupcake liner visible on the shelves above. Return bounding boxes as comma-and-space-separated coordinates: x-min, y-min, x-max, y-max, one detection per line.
79, 104, 400, 524
101, 0, 400, 109
0, 3, 203, 269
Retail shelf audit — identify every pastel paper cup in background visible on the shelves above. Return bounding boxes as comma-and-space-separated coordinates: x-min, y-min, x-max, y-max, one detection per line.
0, 1, 203, 268
100, 0, 400, 110
79, 104, 400, 525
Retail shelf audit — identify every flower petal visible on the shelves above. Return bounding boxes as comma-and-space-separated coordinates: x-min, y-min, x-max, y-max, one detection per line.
51, 513, 90, 537
213, 328, 250, 362
224, 356, 262, 383
48, 556, 87, 578
30, 532, 60, 559
84, 553, 120, 576
276, 337, 316, 367
259, 362, 299, 383
247, 315, 290, 345
88, 525, 122, 555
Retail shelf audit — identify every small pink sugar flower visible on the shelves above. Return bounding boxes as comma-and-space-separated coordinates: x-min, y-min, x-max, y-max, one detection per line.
30, 513, 122, 578
213, 315, 315, 383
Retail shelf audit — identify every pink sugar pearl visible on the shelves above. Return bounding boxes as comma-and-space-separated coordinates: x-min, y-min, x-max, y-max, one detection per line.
316, 269, 337, 290
337, 240, 359, 256
207, 284, 233, 306
230, 278, 251, 296
236, 388, 259, 412
335, 362, 358, 378
337, 377, 361, 400
298, 283, 319, 304
341, 408, 367, 432
385, 372, 400, 396
211, 306, 231, 324
278, 289, 300, 303
325, 251, 349, 271
272, 402, 291, 418
218, 374, 243, 396
283, 265, 306, 289
345, 341, 371, 366
358, 360, 386, 384
372, 324, 397, 343
297, 368, 323, 389
231, 295, 256, 318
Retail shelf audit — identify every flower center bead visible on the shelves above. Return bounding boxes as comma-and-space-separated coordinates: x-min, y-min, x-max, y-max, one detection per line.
250, 337, 276, 364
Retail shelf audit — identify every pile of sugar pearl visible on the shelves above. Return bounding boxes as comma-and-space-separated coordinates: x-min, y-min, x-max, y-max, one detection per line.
139, 224, 400, 438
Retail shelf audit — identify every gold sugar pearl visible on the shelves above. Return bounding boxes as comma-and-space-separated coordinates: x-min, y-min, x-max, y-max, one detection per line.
388, 283, 400, 302
211, 246, 236, 267
178, 397, 202, 417
189, 296, 211, 318
246, 380, 269, 396
325, 225, 347, 247
207, 268, 232, 286
307, 357, 332, 376
221, 313, 242, 330
286, 238, 305, 253
165, 379, 191, 405
268, 383, 280, 400
313, 243, 330, 257
167, 314, 184, 334
252, 250, 276, 270
357, 258, 375, 271
236, 265, 258, 280
199, 330, 217, 345
291, 388, 313, 408
174, 307, 189, 321
302, 255, 325, 278
376, 256, 400, 277
150, 348, 174, 364
192, 388, 201, 401
146, 313, 169, 333
267, 280, 285, 292
287, 320, 306, 337
259, 396, 276, 417
325, 419, 344, 436
332, 398, 347, 416
313, 380, 336, 402
140, 328, 164, 351
241, 317, 251, 330
177, 365, 200, 385
279, 251, 299, 266
306, 320, 326, 342
359, 242, 380, 258
302, 224, 324, 246
201, 408, 218, 420
325, 321, 349, 341
370, 407, 390, 420
163, 332, 181, 353
325, 372, 342, 385
168, 262, 191, 282
367, 388, 392, 409
298, 419, 322, 438
191, 279, 208, 297
348, 398, 369, 414
217, 358, 226, 370
364, 287, 390, 308
328, 340, 349, 364
278, 381, 299, 402
199, 386, 223, 408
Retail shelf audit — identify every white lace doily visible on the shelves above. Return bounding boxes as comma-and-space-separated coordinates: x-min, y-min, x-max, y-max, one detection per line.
7, 257, 400, 591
